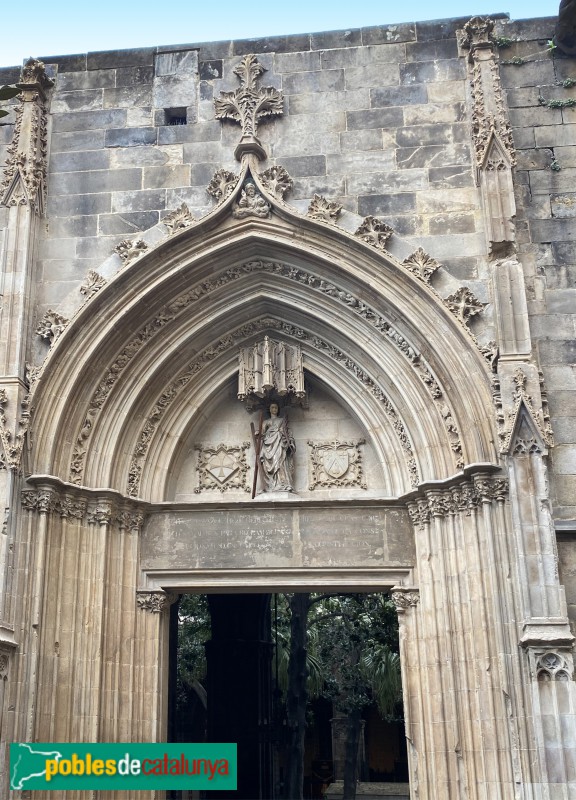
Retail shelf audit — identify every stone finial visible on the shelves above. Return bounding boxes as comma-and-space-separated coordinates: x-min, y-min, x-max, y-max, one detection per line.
461, 16, 495, 49
214, 54, 284, 161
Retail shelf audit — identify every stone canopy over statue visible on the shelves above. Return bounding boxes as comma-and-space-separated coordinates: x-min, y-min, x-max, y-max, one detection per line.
238, 337, 305, 495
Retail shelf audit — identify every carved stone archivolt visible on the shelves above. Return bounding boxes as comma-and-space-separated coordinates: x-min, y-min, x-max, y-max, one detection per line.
354, 216, 393, 251
407, 474, 509, 528
126, 315, 420, 496
68, 258, 466, 488
115, 238, 148, 263
1, 58, 53, 213
163, 203, 195, 233
35, 309, 69, 344
195, 442, 250, 493
308, 439, 366, 490
214, 54, 284, 161
21, 487, 145, 532
136, 591, 177, 614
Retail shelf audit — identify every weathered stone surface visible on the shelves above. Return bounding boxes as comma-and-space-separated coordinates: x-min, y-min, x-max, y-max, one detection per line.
104, 127, 158, 147
346, 107, 404, 130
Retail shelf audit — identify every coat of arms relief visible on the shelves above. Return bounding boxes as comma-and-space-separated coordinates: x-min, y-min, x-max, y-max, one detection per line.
307, 439, 366, 490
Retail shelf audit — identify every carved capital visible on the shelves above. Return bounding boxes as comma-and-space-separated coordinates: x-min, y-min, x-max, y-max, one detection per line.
136, 591, 177, 614
391, 589, 420, 613
86, 502, 115, 526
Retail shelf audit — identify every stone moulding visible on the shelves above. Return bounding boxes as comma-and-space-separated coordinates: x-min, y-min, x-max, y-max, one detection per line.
20, 487, 145, 532
406, 474, 509, 528
126, 315, 420, 497
69, 259, 463, 489
0, 383, 33, 471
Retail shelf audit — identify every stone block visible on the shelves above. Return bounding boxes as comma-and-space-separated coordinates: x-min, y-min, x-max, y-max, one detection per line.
397, 143, 471, 169
530, 218, 576, 242
320, 43, 406, 69
363, 213, 420, 236
290, 175, 346, 200
105, 127, 158, 148
110, 145, 183, 169
400, 58, 466, 85
98, 211, 159, 235
521, 167, 576, 193
551, 418, 576, 445
510, 106, 563, 128
50, 130, 106, 153
427, 81, 466, 103
274, 112, 346, 137
155, 49, 197, 76
49, 168, 142, 195
153, 75, 199, 110
182, 140, 230, 163
327, 151, 395, 174
112, 189, 167, 213
340, 129, 384, 151
346, 107, 404, 130
515, 148, 553, 170
232, 33, 310, 55
500, 60, 556, 89
396, 123, 467, 146
75, 235, 127, 260
166, 186, 218, 209
538, 340, 576, 366
506, 87, 544, 108
344, 64, 400, 90
310, 28, 362, 50
57, 70, 116, 91
38, 53, 87, 72
406, 39, 458, 62
403, 102, 465, 126
199, 60, 222, 80
47, 193, 112, 217
441, 257, 479, 280
47, 215, 98, 239
158, 121, 222, 144
552, 445, 576, 475
414, 17, 473, 41
534, 124, 576, 148
272, 132, 340, 158
416, 188, 477, 213
358, 193, 416, 215
361, 23, 416, 44
552, 241, 576, 267
190, 163, 220, 186
495, 16, 558, 40
274, 51, 321, 73
0, 67, 22, 83
103, 85, 153, 109
283, 69, 345, 94
546, 289, 576, 314
551, 194, 576, 218
288, 89, 369, 116
49, 149, 111, 173
52, 108, 127, 133
280, 155, 326, 177
405, 232, 485, 259
348, 169, 427, 194
142, 164, 190, 189
51, 90, 104, 113
512, 127, 536, 149
200, 81, 213, 101
115, 66, 154, 87
87, 47, 155, 70
428, 212, 477, 235
370, 84, 427, 107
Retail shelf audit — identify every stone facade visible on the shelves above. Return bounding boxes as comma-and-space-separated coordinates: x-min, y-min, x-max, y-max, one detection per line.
0, 11, 575, 800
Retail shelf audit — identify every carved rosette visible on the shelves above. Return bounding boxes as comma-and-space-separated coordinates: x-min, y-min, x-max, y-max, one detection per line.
402, 248, 441, 284
407, 475, 509, 528
308, 439, 366, 490
259, 165, 293, 199
80, 270, 106, 299
35, 310, 69, 343
206, 168, 239, 202
307, 194, 342, 223
391, 589, 420, 613
354, 216, 393, 250
136, 591, 177, 614
1, 58, 53, 213
163, 202, 196, 233
115, 239, 148, 264
214, 54, 284, 160
195, 442, 250, 493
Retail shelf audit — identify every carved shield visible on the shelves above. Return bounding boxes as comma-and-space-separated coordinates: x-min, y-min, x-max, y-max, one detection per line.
322, 448, 349, 479
207, 450, 238, 484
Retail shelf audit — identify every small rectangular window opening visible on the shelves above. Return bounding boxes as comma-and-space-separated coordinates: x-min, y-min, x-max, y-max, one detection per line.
165, 107, 187, 126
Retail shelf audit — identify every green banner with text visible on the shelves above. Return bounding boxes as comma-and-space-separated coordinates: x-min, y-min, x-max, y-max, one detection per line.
10, 742, 237, 791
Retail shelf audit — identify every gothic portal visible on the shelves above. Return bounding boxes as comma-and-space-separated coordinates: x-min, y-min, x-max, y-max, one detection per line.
0, 11, 575, 799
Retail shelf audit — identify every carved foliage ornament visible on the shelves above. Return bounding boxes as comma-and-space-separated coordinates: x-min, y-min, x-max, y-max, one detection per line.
20, 488, 144, 531
259, 165, 293, 199
391, 590, 420, 612
308, 439, 366, 490
407, 476, 509, 528
115, 239, 148, 263
136, 591, 177, 614
307, 194, 342, 223
444, 287, 486, 326
214, 54, 284, 159
80, 270, 106, 299
195, 442, 250, 493
402, 247, 441, 284
35, 309, 69, 343
206, 168, 239, 202
163, 203, 195, 233
354, 216, 393, 251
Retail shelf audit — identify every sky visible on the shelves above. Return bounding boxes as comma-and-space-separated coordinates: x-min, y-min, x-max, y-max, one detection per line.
1, 0, 560, 68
